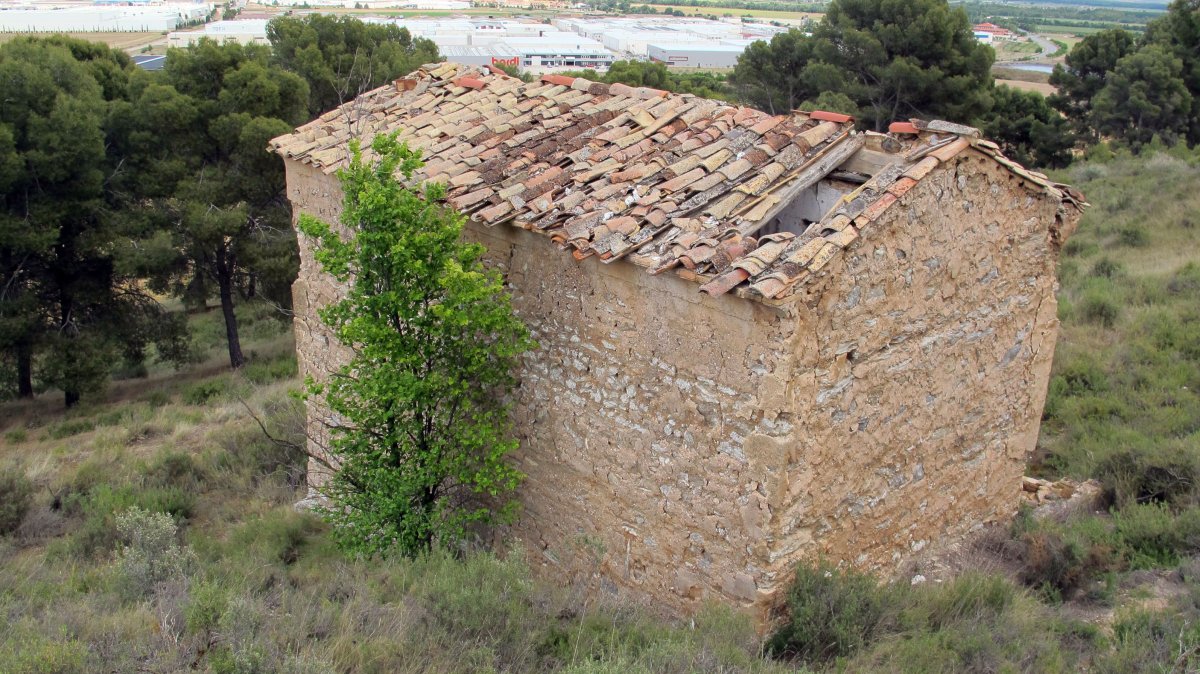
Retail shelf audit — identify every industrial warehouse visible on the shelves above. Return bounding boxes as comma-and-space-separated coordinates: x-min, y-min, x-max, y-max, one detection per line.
0, 0, 789, 72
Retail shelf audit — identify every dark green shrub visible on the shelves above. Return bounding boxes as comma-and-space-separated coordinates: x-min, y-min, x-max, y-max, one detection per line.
1118, 224, 1149, 247
142, 390, 172, 408
767, 561, 891, 664
230, 509, 324, 566
1079, 289, 1121, 328
1016, 524, 1120, 602
242, 354, 298, 385
4, 428, 27, 444
1091, 258, 1123, 279
183, 377, 232, 405
1113, 504, 1200, 568
144, 450, 208, 491
0, 469, 33, 535
1062, 239, 1098, 257
1094, 446, 1200, 508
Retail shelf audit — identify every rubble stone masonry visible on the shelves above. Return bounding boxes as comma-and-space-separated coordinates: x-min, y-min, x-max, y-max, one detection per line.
284, 146, 1071, 622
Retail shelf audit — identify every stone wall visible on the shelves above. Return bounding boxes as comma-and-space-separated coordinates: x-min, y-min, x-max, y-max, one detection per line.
283, 150, 1072, 621
766, 150, 1069, 585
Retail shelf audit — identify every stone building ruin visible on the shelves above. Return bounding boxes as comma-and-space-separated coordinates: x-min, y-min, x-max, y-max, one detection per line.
271, 63, 1085, 619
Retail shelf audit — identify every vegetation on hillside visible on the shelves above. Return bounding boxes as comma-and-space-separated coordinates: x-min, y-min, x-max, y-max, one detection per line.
2, 147, 1200, 673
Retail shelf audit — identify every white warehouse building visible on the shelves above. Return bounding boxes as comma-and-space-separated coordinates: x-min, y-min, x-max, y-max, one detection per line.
0, 3, 208, 32
167, 18, 269, 47
647, 42, 747, 68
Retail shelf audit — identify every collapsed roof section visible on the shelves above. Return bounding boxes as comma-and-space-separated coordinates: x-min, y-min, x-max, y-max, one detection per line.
271, 62, 1086, 304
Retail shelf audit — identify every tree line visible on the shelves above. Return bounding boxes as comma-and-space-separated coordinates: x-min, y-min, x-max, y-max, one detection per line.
0, 15, 438, 407
5, 0, 1196, 407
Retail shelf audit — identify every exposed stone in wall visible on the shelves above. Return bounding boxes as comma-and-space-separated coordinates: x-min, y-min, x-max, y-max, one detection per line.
775, 151, 1065, 585
284, 150, 1071, 623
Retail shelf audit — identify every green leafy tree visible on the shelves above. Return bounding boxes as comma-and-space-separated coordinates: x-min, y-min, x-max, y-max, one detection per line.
728, 31, 816, 114
299, 134, 533, 557
977, 85, 1075, 169
267, 14, 441, 116
0, 37, 187, 405
142, 40, 309, 369
1143, 0, 1200, 145
1092, 45, 1194, 151
1048, 29, 1137, 138
731, 0, 993, 129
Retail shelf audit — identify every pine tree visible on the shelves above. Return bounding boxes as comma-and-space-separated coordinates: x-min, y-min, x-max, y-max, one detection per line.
0, 37, 187, 406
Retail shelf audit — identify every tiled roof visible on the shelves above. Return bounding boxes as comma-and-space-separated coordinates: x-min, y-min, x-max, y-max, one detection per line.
272, 62, 1086, 304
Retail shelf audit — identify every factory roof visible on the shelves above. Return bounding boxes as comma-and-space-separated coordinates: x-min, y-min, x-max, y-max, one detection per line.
271, 63, 1085, 304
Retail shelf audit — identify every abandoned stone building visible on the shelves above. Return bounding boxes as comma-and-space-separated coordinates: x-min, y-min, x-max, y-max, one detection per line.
271, 62, 1085, 619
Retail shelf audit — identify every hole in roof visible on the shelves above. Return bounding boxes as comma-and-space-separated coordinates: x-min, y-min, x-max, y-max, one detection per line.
750, 178, 858, 238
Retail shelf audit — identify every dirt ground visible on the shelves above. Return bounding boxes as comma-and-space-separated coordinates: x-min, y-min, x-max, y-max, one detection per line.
996, 78, 1057, 96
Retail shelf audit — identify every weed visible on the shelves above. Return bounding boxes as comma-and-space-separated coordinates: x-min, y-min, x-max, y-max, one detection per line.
111, 507, 195, 600
1078, 288, 1121, 327
183, 377, 233, 405
4, 428, 28, 443
767, 561, 891, 664
242, 353, 298, 385
1118, 224, 1149, 247
47, 418, 95, 440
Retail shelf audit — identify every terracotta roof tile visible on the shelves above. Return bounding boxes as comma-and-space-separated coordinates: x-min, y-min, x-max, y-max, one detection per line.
272, 62, 1084, 306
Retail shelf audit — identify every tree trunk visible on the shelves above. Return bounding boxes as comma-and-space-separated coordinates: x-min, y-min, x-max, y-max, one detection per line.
60, 285, 79, 408
16, 340, 33, 399
215, 245, 245, 369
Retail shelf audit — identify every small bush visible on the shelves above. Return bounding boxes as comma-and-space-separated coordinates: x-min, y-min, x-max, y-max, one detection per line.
185, 581, 229, 637
1113, 504, 1200, 568
1094, 446, 1200, 508
0, 469, 34, 535
1168, 263, 1200, 295
1079, 289, 1121, 328
0, 635, 88, 674
1118, 224, 1149, 247
767, 561, 891, 664
183, 377, 232, 405
1094, 608, 1200, 673
144, 450, 207, 491
1015, 518, 1120, 602
64, 484, 196, 559
4, 428, 28, 443
230, 509, 324, 566
1091, 258, 1123, 279
242, 354, 298, 385
1062, 239, 1098, 257
112, 506, 195, 600
142, 390, 172, 408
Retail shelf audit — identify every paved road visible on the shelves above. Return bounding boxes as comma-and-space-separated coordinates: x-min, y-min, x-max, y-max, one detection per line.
1023, 31, 1058, 59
